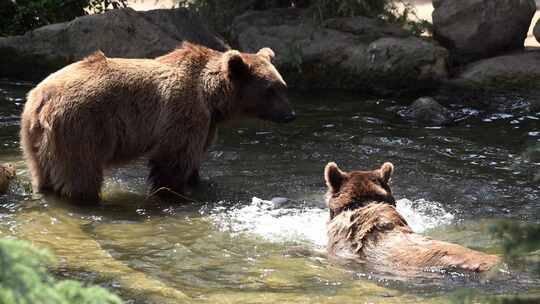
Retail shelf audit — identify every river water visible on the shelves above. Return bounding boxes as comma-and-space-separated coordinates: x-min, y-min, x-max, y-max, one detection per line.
0, 81, 539, 303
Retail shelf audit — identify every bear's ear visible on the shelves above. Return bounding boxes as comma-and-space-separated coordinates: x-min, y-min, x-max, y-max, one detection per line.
257, 47, 275, 62
379, 162, 394, 183
224, 50, 248, 79
325, 162, 346, 193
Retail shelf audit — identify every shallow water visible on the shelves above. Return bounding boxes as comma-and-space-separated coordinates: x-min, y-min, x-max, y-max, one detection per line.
0, 81, 539, 303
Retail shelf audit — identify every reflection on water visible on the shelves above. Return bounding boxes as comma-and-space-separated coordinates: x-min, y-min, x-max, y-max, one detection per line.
0, 81, 539, 303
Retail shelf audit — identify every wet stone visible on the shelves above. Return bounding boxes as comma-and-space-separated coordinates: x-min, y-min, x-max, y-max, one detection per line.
399, 97, 453, 126
270, 197, 290, 209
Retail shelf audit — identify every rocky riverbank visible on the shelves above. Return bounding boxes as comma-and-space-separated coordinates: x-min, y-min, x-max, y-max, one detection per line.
0, 8, 227, 80
230, 8, 447, 93
0, 1, 539, 94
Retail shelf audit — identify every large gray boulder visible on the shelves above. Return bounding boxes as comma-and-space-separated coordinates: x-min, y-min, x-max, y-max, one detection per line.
433, 0, 536, 64
231, 8, 448, 92
0, 8, 227, 80
454, 50, 540, 88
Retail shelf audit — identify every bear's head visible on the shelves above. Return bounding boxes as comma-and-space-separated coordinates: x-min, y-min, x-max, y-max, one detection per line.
324, 162, 396, 220
221, 48, 296, 123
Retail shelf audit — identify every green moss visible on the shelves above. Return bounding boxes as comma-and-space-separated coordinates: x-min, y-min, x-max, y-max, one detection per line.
0, 238, 122, 304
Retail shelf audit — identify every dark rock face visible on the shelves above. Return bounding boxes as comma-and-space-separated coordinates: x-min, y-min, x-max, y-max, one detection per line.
399, 97, 453, 125
0, 8, 227, 80
231, 8, 448, 92
432, 0, 536, 64
454, 50, 540, 89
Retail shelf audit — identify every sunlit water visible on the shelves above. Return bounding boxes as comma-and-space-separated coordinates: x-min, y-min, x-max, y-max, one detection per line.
0, 80, 539, 303
209, 197, 454, 247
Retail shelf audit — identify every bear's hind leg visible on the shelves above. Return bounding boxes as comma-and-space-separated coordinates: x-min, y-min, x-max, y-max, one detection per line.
20, 120, 51, 193
24, 148, 52, 193
50, 162, 103, 203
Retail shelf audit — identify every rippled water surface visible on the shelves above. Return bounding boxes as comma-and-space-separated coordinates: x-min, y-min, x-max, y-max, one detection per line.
0, 81, 539, 303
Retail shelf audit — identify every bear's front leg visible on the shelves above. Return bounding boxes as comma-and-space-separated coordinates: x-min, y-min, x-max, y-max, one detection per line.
187, 169, 200, 187
148, 111, 209, 198
148, 159, 195, 195
147, 137, 205, 199
185, 123, 215, 188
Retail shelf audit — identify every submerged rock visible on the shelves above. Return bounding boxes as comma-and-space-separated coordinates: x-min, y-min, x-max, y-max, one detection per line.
0, 8, 227, 80
454, 50, 540, 89
399, 97, 453, 125
270, 197, 291, 209
231, 8, 448, 92
432, 0, 536, 64
0, 163, 15, 193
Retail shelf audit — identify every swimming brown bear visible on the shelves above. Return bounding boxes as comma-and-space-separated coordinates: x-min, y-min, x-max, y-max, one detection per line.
20, 42, 295, 202
324, 162, 500, 274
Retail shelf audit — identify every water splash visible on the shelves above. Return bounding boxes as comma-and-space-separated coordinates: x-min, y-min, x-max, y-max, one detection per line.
210, 197, 328, 247
395, 198, 454, 233
209, 197, 454, 248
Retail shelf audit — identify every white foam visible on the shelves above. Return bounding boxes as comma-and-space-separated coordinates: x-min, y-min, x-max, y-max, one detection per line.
209, 197, 329, 247
396, 198, 454, 233
209, 197, 454, 247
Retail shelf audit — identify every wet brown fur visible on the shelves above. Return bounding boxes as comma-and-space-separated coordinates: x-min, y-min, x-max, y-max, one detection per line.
20, 42, 293, 201
325, 162, 500, 274
0, 163, 15, 194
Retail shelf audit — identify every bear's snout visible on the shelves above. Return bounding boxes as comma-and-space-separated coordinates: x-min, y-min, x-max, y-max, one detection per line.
266, 98, 296, 123
276, 110, 297, 123
258, 107, 296, 123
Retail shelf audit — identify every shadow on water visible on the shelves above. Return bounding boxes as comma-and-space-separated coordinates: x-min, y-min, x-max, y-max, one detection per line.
0, 80, 539, 303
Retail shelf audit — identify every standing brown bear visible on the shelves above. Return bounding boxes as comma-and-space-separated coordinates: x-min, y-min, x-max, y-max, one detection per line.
324, 162, 501, 274
20, 42, 295, 202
